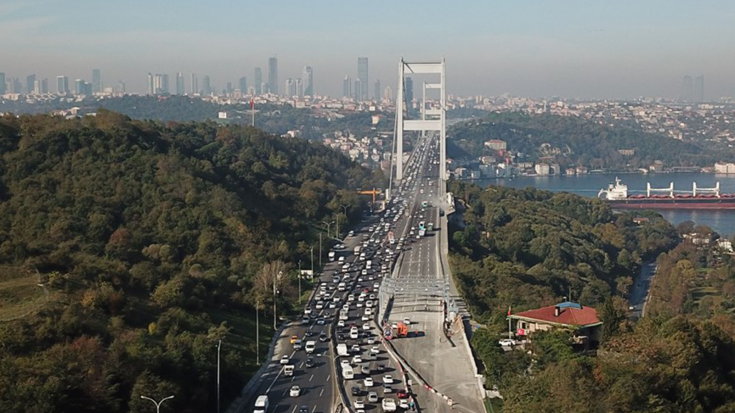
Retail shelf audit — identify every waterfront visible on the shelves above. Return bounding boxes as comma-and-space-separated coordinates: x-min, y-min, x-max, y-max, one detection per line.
476, 173, 735, 236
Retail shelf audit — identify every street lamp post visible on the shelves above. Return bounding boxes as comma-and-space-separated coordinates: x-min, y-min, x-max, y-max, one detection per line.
298, 260, 302, 305
256, 298, 260, 364
140, 395, 174, 413
273, 271, 280, 329
310, 246, 314, 278
319, 232, 322, 267
340, 205, 349, 236
216, 339, 221, 413
322, 220, 334, 239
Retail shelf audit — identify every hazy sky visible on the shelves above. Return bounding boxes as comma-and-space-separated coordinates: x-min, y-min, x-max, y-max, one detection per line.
2, 0, 734, 100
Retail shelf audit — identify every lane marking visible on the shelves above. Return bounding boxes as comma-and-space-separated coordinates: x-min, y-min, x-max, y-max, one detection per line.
326, 374, 331, 382
319, 388, 325, 397
309, 374, 314, 382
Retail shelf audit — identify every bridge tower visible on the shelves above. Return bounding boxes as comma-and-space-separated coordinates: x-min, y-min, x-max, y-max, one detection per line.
393, 58, 447, 189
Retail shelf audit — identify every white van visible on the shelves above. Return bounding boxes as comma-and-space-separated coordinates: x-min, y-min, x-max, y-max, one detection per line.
342, 365, 354, 379
254, 395, 269, 413
305, 340, 316, 354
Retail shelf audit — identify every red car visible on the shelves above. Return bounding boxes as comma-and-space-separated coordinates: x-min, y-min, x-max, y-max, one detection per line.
397, 390, 410, 399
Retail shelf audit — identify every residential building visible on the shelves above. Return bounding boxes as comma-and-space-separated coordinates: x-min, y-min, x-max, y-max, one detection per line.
0, 72, 5, 95
268, 57, 278, 95
509, 301, 602, 348
374, 80, 380, 102
191, 73, 198, 95
284, 78, 294, 97
202, 75, 212, 95
343, 76, 352, 98
295, 78, 303, 98
56, 76, 69, 95
238, 76, 247, 94
535, 163, 551, 176
715, 162, 735, 174
176, 72, 185, 95
25, 74, 36, 95
484, 139, 507, 151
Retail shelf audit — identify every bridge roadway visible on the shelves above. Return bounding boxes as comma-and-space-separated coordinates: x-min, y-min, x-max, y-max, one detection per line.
386, 135, 486, 413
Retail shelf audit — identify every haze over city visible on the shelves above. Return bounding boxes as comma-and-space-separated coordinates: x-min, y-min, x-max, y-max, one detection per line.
2, 0, 734, 100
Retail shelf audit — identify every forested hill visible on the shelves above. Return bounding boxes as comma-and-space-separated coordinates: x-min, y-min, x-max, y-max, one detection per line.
0, 110, 380, 413
448, 112, 724, 168
450, 183, 735, 412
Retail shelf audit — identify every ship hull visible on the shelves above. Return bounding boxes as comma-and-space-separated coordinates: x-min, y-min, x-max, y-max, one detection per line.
604, 199, 735, 210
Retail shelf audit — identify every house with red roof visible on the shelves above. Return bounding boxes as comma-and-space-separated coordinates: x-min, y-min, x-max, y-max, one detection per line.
508, 302, 602, 348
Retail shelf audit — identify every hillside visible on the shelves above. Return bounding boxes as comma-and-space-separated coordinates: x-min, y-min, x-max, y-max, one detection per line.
0, 110, 381, 413
448, 112, 724, 169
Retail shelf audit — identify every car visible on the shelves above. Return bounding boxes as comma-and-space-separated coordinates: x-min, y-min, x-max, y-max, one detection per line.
289, 385, 300, 397
299, 405, 309, 413
403, 318, 411, 325
370, 346, 380, 354
351, 344, 361, 353
399, 399, 410, 409
397, 389, 410, 399
384, 384, 393, 393
348, 230, 355, 237
351, 386, 361, 396
301, 317, 310, 325
362, 324, 371, 331
383, 375, 394, 384
290, 335, 298, 344
367, 336, 376, 345
368, 391, 379, 402
356, 301, 363, 308
352, 355, 362, 364
319, 333, 328, 342
361, 364, 371, 375
316, 318, 326, 325
305, 358, 315, 368
341, 359, 351, 368
377, 364, 386, 372
354, 399, 365, 409
329, 302, 337, 309
304, 329, 314, 337
337, 320, 345, 327
304, 307, 312, 315
280, 355, 290, 365
364, 377, 374, 387
499, 339, 517, 346
338, 333, 346, 341
361, 314, 370, 321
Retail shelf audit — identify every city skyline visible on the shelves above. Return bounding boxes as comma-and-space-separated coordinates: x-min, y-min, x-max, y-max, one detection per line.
1, 1, 735, 99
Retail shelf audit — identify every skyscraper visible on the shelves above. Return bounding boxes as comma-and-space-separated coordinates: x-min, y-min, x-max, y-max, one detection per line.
147, 73, 154, 94
56, 76, 69, 95
354, 79, 361, 101
92, 69, 101, 93
238, 76, 247, 93
25, 74, 36, 95
374, 80, 381, 102
383, 86, 393, 101
254, 68, 262, 95
191, 73, 198, 95
202, 75, 212, 95
75, 79, 85, 95
296, 78, 303, 98
343, 76, 352, 98
405, 77, 413, 106
0, 72, 6, 95
285, 78, 294, 97
268, 57, 278, 95
303, 66, 314, 97
176, 72, 185, 95
40, 78, 48, 94
682, 75, 693, 102
357, 57, 368, 100
694, 75, 704, 103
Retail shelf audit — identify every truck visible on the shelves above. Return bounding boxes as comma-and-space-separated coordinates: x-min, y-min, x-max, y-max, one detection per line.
342, 364, 354, 379
304, 340, 316, 354
382, 398, 397, 412
337, 343, 348, 356
395, 322, 408, 338
254, 395, 269, 413
284, 364, 294, 377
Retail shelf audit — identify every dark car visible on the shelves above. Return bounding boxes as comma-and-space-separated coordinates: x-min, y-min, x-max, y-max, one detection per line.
304, 329, 314, 337
319, 333, 328, 342
305, 358, 315, 368
299, 405, 309, 413
351, 386, 361, 396
377, 364, 386, 372
338, 333, 346, 340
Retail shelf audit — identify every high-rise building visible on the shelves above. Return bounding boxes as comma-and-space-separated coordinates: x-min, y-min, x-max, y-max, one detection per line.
405, 77, 413, 105
383, 86, 393, 101
296, 78, 303, 98
25, 74, 36, 95
0, 72, 6, 95
374, 80, 381, 102
694, 75, 704, 103
176, 72, 185, 95
357, 57, 368, 100
152, 74, 169, 94
682, 75, 693, 102
303, 66, 314, 97
40, 78, 48, 94
343, 75, 352, 98
226, 82, 233, 94
239, 76, 247, 94
147, 73, 154, 94
191, 73, 198, 95
92, 69, 101, 93
32, 79, 41, 94
354, 79, 361, 101
254, 68, 262, 95
56, 76, 69, 95
202, 75, 212, 95
285, 78, 294, 97
261, 82, 269, 94
268, 57, 278, 95
75, 79, 85, 95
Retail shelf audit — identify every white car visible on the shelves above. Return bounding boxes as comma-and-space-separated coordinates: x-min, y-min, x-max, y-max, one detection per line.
383, 375, 394, 384
352, 355, 362, 364
370, 346, 380, 354
337, 320, 345, 327
499, 339, 517, 347
354, 399, 365, 409
280, 355, 290, 365
290, 385, 300, 397
341, 359, 351, 368
364, 377, 374, 387
362, 324, 371, 331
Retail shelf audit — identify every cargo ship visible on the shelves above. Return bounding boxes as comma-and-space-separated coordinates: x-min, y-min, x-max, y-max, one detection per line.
598, 178, 735, 210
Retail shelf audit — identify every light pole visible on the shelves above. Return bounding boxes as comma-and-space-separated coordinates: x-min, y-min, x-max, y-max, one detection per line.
310, 246, 314, 278
340, 205, 349, 235
298, 260, 302, 305
322, 220, 334, 239
273, 271, 280, 329
319, 232, 322, 267
140, 395, 174, 413
255, 298, 260, 364
216, 339, 221, 413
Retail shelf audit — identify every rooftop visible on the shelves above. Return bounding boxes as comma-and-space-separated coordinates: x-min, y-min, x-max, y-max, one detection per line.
510, 302, 601, 328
